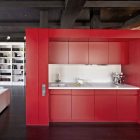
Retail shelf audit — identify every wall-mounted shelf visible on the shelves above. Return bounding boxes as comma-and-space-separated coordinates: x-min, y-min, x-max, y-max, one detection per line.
0, 42, 25, 86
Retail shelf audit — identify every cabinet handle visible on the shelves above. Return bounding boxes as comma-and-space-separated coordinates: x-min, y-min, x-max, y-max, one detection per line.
42, 84, 46, 96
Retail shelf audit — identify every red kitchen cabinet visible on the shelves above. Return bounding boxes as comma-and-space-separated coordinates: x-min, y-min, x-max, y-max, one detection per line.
109, 42, 122, 64
89, 42, 108, 64
95, 90, 117, 122
117, 90, 138, 122
72, 90, 94, 121
49, 42, 68, 64
26, 29, 49, 125
50, 90, 71, 122
69, 42, 89, 64
121, 42, 129, 64
109, 42, 129, 64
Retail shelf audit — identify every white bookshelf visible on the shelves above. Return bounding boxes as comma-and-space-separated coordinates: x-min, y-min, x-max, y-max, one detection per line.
0, 42, 25, 86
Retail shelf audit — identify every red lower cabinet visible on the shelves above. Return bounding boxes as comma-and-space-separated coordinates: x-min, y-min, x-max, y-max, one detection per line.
49, 89, 138, 123
50, 90, 71, 122
95, 90, 117, 122
72, 90, 94, 121
117, 90, 138, 122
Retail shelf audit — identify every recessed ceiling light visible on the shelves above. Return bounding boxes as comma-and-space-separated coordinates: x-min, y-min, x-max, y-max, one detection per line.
7, 36, 10, 40
24, 36, 26, 40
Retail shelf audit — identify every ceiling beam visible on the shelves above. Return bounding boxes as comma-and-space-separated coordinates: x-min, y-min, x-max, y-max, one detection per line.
0, 1, 64, 8
0, 21, 92, 32
123, 15, 140, 29
91, 15, 123, 29
0, 1, 139, 8
85, 1, 140, 8
0, 22, 39, 27
61, 0, 86, 28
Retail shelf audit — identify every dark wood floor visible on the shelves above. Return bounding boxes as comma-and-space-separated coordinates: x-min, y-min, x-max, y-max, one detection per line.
1, 86, 140, 140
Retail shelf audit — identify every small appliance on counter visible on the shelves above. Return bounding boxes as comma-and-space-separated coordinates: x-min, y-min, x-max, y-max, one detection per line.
112, 72, 125, 85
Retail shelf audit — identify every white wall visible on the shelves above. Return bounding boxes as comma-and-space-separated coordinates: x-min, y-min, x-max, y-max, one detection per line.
49, 64, 121, 83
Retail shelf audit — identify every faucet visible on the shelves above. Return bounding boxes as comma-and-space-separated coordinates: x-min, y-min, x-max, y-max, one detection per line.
55, 73, 61, 83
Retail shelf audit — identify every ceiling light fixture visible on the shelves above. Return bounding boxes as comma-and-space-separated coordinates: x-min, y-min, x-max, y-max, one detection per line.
24, 36, 26, 40
7, 36, 11, 40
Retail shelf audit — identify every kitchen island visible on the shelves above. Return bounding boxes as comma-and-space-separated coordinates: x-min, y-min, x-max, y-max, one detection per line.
49, 83, 139, 123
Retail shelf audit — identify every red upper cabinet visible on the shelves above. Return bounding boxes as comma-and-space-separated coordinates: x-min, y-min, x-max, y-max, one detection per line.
69, 42, 89, 64
121, 42, 129, 64
117, 90, 138, 122
109, 42, 122, 64
72, 90, 94, 121
95, 90, 117, 122
89, 42, 108, 64
49, 42, 68, 64
109, 42, 129, 64
49, 90, 71, 122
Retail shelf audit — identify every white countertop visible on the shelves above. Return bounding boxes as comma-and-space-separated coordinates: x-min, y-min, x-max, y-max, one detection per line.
49, 82, 140, 90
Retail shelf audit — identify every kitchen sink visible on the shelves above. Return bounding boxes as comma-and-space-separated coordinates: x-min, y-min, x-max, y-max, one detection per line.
50, 83, 66, 87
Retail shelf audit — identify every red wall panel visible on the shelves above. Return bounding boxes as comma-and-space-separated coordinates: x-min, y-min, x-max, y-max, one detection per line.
38, 29, 49, 125
26, 29, 39, 125
26, 29, 49, 125
122, 39, 140, 123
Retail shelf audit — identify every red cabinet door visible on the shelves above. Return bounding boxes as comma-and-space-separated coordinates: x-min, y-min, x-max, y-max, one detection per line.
38, 29, 49, 125
95, 90, 117, 122
109, 42, 122, 64
121, 42, 129, 64
69, 42, 89, 64
26, 29, 49, 125
26, 29, 39, 125
72, 90, 94, 121
49, 42, 68, 64
50, 90, 71, 122
89, 42, 108, 64
117, 90, 138, 122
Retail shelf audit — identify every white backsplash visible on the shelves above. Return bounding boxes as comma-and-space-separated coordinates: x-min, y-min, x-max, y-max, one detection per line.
49, 64, 121, 83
